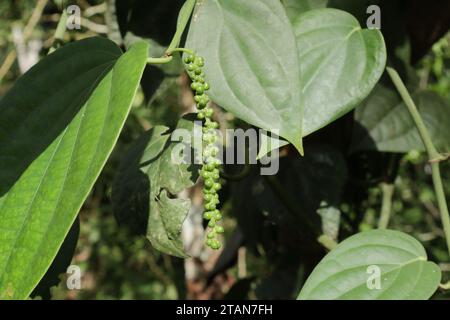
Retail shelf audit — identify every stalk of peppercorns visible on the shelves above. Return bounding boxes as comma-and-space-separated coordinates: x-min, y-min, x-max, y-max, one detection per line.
183, 53, 224, 250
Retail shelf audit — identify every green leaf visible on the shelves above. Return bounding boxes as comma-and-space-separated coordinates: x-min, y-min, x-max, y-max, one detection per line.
30, 217, 80, 300
124, 33, 184, 76
351, 85, 450, 153
0, 37, 121, 196
185, 0, 304, 154
282, 0, 328, 23
112, 125, 171, 236
295, 8, 386, 136
259, 8, 386, 158
0, 39, 148, 299
148, 190, 191, 258
298, 229, 442, 300
168, 0, 197, 51
113, 115, 201, 258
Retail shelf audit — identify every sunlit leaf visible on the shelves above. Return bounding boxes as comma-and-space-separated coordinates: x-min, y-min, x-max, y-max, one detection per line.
298, 230, 441, 300
186, 0, 304, 153
0, 39, 148, 299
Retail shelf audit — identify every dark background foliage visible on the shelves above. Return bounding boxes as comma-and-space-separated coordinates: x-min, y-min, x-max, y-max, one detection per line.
0, 0, 449, 299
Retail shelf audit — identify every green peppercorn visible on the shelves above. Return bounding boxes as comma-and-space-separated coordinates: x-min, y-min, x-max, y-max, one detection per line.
195, 56, 205, 67
203, 149, 211, 158
201, 171, 211, 179
204, 188, 214, 194
210, 121, 219, 129
205, 179, 214, 188
202, 134, 211, 143
196, 87, 204, 95
215, 226, 224, 234
188, 64, 196, 72
205, 108, 214, 118
210, 240, 221, 250
203, 211, 212, 220
212, 171, 220, 180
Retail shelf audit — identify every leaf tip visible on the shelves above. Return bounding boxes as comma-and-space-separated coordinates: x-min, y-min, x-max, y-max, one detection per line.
292, 140, 304, 156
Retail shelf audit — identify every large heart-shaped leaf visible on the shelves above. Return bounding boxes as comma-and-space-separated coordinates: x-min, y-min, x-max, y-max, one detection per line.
259, 8, 386, 157
295, 8, 386, 136
113, 115, 201, 258
0, 39, 148, 299
185, 0, 304, 154
298, 229, 441, 300
351, 85, 450, 153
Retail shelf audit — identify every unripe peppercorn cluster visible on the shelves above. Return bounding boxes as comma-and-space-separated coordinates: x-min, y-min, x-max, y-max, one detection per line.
184, 53, 224, 250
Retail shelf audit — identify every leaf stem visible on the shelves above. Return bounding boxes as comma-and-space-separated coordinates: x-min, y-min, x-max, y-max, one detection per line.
147, 48, 195, 65
387, 67, 450, 256
169, 48, 195, 56
440, 281, 450, 290
378, 183, 394, 229
147, 56, 173, 64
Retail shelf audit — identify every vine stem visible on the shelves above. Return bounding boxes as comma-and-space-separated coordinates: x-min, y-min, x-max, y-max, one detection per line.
318, 235, 338, 251
387, 67, 450, 256
378, 183, 394, 229
48, 9, 68, 54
